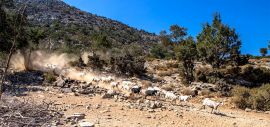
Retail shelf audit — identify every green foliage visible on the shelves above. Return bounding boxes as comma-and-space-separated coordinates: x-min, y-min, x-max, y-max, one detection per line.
233, 84, 270, 111
196, 13, 241, 68
43, 72, 56, 83
27, 27, 45, 49
169, 25, 187, 42
175, 36, 197, 84
260, 48, 268, 57
149, 44, 168, 59
85, 44, 146, 76
159, 30, 172, 47
91, 33, 112, 51
0, 1, 28, 53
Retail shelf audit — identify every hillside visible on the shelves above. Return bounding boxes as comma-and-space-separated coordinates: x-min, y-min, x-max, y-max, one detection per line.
14, 0, 158, 50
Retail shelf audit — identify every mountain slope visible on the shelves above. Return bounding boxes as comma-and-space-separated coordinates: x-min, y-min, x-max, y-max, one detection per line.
14, 0, 158, 50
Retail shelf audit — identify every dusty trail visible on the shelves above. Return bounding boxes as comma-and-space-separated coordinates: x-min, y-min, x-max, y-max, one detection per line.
23, 90, 270, 127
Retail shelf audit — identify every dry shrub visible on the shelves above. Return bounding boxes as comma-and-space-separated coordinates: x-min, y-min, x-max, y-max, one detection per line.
166, 61, 178, 68
162, 85, 174, 91
154, 76, 163, 82
233, 84, 270, 111
194, 67, 213, 82
240, 65, 270, 85
141, 80, 152, 89
182, 88, 193, 95
157, 70, 172, 77
43, 72, 56, 83
155, 64, 167, 71
200, 89, 211, 96
232, 86, 252, 109
147, 69, 155, 75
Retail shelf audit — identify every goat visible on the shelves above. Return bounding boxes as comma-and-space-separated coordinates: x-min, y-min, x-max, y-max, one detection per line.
92, 77, 101, 82
179, 95, 192, 102
201, 98, 224, 113
131, 85, 142, 94
110, 81, 119, 88
121, 84, 131, 91
142, 87, 158, 99
122, 80, 134, 86
164, 91, 177, 104
101, 76, 114, 83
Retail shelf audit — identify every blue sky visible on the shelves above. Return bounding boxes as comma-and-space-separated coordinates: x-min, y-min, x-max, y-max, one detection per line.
63, 0, 270, 55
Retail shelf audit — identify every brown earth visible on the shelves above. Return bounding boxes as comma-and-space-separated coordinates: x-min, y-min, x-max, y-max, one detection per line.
18, 88, 270, 127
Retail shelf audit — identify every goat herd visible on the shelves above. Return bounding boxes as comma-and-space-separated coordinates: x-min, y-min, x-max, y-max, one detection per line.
92, 75, 224, 114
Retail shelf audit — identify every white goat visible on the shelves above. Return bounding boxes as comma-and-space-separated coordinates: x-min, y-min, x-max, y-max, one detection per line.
92, 77, 101, 82
121, 84, 131, 91
101, 76, 114, 83
179, 95, 192, 102
110, 81, 119, 88
122, 80, 134, 86
165, 92, 178, 104
201, 98, 223, 113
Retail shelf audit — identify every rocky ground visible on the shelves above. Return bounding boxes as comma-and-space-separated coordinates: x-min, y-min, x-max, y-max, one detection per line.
4, 85, 269, 127
1, 59, 270, 127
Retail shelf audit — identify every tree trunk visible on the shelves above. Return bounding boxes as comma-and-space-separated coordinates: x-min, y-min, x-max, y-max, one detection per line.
0, 40, 15, 99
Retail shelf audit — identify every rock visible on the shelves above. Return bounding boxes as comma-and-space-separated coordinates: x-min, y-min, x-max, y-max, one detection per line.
149, 101, 162, 109
80, 83, 91, 89
245, 108, 252, 112
78, 121, 95, 127
69, 113, 86, 120
61, 88, 72, 93
148, 109, 155, 113
265, 111, 270, 114
55, 77, 66, 87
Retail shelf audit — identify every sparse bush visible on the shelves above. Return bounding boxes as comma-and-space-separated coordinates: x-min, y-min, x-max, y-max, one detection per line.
162, 84, 175, 91
200, 89, 211, 97
215, 79, 232, 97
240, 65, 270, 85
233, 84, 270, 111
87, 53, 106, 70
141, 80, 152, 88
182, 88, 193, 95
113, 54, 146, 76
157, 70, 172, 77
43, 72, 56, 83
149, 44, 169, 59
232, 86, 252, 109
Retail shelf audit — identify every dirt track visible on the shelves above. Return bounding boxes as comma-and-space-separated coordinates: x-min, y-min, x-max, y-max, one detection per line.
21, 89, 270, 127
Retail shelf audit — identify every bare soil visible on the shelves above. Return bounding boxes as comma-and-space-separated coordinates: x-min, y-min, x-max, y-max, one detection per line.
19, 89, 270, 127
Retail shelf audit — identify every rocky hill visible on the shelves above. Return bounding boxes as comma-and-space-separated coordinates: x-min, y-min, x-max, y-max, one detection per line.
14, 0, 158, 50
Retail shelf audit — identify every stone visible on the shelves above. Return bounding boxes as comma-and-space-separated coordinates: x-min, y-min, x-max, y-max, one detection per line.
55, 78, 66, 87
245, 108, 252, 112
148, 109, 155, 113
70, 113, 86, 120
78, 121, 95, 127
265, 111, 270, 114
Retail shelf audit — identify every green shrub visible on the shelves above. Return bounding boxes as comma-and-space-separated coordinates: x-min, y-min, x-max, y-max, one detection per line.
113, 54, 146, 76
87, 53, 106, 70
150, 44, 174, 59
43, 72, 56, 83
